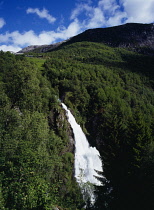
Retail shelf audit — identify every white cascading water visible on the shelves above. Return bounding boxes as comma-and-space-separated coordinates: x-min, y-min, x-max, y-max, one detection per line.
61, 103, 103, 204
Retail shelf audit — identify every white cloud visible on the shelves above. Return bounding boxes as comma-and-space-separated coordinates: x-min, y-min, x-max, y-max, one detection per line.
0, 30, 54, 47
107, 11, 127, 26
63, 18, 81, 37
70, 4, 91, 20
0, 17, 5, 28
86, 7, 105, 28
98, 0, 119, 13
121, 0, 154, 23
71, 0, 154, 29
0, 19, 81, 52
0, 45, 22, 52
26, 8, 56, 24
70, 0, 125, 28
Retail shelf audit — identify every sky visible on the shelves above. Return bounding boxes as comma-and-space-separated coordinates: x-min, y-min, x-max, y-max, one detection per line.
0, 0, 154, 52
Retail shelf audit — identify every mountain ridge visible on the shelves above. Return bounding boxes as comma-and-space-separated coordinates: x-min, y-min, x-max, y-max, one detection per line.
18, 23, 154, 55
18, 40, 67, 53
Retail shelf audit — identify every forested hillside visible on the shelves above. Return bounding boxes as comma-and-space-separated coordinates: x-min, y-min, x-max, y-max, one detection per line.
1, 39, 154, 209
0, 52, 83, 210
44, 42, 154, 209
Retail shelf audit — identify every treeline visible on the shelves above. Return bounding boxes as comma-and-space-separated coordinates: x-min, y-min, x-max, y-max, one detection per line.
0, 51, 83, 210
43, 42, 154, 209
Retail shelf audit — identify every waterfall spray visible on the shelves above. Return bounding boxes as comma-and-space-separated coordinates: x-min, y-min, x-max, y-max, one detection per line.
61, 103, 103, 204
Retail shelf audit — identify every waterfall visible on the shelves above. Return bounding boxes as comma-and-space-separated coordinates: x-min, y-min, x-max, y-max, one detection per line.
61, 103, 103, 204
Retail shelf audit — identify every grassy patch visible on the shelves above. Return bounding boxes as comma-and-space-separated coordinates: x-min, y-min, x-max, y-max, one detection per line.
27, 57, 46, 70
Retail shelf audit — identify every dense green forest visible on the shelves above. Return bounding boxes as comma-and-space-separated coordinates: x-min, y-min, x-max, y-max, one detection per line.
0, 51, 83, 209
1, 41, 154, 209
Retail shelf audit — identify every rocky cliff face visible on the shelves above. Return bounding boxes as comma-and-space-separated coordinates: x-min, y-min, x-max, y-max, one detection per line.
18, 40, 66, 53
48, 106, 75, 153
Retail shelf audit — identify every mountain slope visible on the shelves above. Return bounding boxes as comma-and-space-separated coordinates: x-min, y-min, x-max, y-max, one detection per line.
0, 52, 83, 210
18, 40, 66, 53
64, 23, 154, 54
19, 23, 154, 55
43, 41, 154, 209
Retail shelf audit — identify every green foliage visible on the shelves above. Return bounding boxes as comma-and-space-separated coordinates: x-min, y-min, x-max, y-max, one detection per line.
0, 52, 83, 209
1, 40, 154, 209
26, 57, 46, 70
43, 42, 154, 209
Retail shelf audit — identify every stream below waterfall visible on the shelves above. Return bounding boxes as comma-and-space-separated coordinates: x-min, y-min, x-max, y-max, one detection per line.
61, 103, 103, 204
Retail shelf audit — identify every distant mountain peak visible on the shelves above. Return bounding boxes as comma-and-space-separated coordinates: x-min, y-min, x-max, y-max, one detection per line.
18, 40, 66, 53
